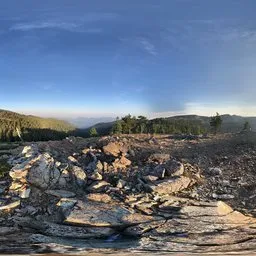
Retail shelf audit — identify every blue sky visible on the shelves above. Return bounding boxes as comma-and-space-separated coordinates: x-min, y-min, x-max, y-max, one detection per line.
1, 0, 256, 119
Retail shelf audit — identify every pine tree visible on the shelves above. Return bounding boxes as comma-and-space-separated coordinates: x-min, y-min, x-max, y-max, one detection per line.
243, 121, 251, 132
89, 127, 98, 137
210, 113, 222, 134
112, 117, 123, 134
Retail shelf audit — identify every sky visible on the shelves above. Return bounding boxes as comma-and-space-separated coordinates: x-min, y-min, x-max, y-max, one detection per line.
1, 0, 256, 121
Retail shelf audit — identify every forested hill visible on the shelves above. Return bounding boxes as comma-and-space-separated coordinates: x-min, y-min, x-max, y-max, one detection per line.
82, 114, 256, 137
0, 109, 75, 142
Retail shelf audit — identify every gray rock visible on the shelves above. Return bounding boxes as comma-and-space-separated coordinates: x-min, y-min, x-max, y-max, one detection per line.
9, 161, 31, 180
87, 181, 111, 193
27, 153, 60, 189
45, 190, 76, 198
19, 187, 31, 199
149, 176, 192, 195
68, 156, 78, 164
167, 160, 184, 177
23, 205, 38, 215
58, 169, 71, 187
116, 179, 126, 189
21, 145, 38, 158
212, 193, 235, 200
26, 220, 115, 239
65, 200, 162, 228
103, 142, 128, 157
71, 166, 87, 187
57, 198, 77, 217
86, 193, 113, 203
148, 153, 170, 163
143, 175, 159, 183
96, 161, 103, 171
208, 167, 222, 175
124, 220, 166, 236
0, 200, 20, 211
112, 156, 131, 169
89, 170, 103, 181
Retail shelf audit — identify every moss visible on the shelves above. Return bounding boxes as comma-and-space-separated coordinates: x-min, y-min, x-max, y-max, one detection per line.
0, 160, 10, 178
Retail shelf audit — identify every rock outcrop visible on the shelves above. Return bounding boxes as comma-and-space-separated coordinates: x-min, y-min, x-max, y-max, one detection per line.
1, 134, 256, 254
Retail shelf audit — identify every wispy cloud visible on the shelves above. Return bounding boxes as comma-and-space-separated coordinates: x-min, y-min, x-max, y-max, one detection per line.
9, 12, 118, 33
139, 38, 157, 56
10, 21, 79, 31
10, 21, 103, 34
119, 37, 158, 57
163, 20, 256, 51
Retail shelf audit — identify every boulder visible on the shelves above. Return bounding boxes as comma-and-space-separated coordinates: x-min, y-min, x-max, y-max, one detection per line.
27, 153, 60, 189
112, 156, 131, 169
70, 166, 87, 187
103, 142, 128, 157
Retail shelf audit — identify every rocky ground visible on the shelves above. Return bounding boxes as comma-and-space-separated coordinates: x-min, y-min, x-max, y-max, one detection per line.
0, 132, 256, 254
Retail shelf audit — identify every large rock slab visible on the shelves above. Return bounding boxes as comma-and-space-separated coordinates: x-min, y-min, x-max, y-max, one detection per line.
64, 200, 162, 227
149, 176, 192, 195
133, 200, 256, 251
16, 218, 114, 239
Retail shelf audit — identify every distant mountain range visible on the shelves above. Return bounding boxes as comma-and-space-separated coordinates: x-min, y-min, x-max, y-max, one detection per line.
167, 114, 256, 132
66, 117, 115, 128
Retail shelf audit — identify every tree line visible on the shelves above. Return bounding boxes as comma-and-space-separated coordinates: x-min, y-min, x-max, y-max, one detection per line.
110, 114, 207, 135
89, 113, 252, 137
